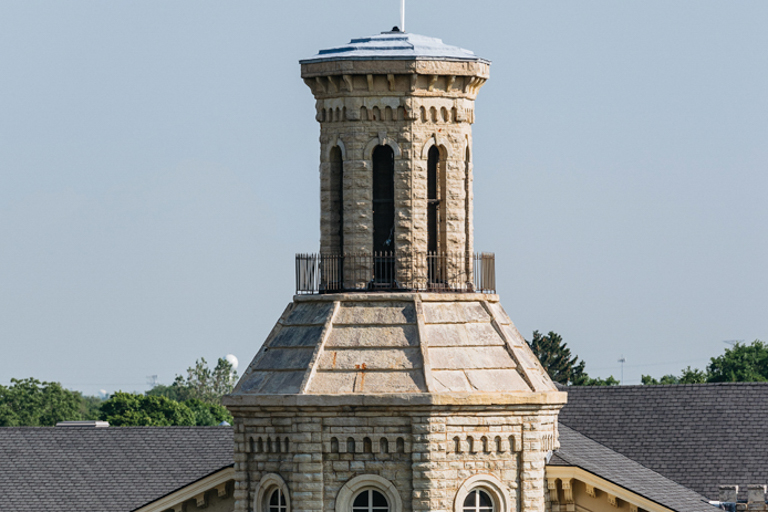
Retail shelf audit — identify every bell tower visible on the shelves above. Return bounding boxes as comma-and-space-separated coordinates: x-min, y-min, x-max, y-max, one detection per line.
299, 30, 490, 291
226, 27, 565, 512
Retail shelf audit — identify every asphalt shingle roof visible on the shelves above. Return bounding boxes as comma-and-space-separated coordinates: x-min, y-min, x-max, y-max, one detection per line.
0, 426, 233, 512
553, 424, 713, 512
559, 383, 768, 501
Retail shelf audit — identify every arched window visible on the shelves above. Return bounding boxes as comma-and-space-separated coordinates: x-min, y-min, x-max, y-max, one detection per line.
427, 145, 440, 255
330, 146, 344, 254
270, 489, 288, 512
336, 475, 402, 512
254, 473, 291, 512
353, 489, 390, 512
464, 145, 472, 278
462, 490, 494, 512
454, 475, 509, 512
427, 144, 446, 285
372, 145, 395, 283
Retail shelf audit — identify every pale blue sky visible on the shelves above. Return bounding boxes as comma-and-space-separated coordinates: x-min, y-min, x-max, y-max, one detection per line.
1, 1, 766, 395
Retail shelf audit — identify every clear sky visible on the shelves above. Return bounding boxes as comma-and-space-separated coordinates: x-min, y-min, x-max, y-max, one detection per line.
1, 1, 766, 396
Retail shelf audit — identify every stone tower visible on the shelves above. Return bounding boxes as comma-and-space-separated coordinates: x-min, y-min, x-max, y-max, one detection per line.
224, 28, 566, 512
300, 30, 489, 291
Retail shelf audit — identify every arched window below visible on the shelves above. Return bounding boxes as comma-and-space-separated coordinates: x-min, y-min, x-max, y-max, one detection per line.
254, 473, 291, 512
462, 490, 494, 512
454, 475, 509, 512
270, 489, 288, 512
353, 489, 390, 512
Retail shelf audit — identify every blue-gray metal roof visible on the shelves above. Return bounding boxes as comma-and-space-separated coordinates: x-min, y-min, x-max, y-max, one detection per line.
300, 31, 490, 64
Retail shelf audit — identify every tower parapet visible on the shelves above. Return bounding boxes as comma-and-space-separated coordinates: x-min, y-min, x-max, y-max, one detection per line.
300, 31, 490, 291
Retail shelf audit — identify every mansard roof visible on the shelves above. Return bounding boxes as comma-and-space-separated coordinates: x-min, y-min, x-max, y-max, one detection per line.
560, 383, 768, 501
226, 293, 563, 407
552, 424, 713, 512
300, 31, 490, 64
0, 426, 232, 512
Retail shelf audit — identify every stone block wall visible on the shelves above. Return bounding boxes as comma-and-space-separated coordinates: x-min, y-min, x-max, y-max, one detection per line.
305, 59, 486, 287
231, 406, 560, 512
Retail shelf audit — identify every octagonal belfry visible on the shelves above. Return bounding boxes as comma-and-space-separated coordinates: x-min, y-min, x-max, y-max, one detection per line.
224, 29, 566, 512
297, 30, 491, 292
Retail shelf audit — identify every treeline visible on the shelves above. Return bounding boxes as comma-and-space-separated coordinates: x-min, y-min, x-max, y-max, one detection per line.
527, 331, 619, 386
0, 358, 236, 427
641, 340, 768, 385
527, 331, 768, 386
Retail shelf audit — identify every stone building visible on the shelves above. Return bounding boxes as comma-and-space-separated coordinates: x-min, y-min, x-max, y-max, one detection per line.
223, 28, 566, 512
0, 26, 744, 512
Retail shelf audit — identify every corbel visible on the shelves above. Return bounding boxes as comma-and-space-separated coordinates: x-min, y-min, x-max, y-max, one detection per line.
547, 479, 560, 504
342, 74, 354, 92
194, 492, 208, 508
427, 75, 438, 92
215, 482, 228, 498
607, 494, 618, 507
387, 74, 396, 91
464, 76, 479, 94
367, 74, 374, 91
410, 73, 418, 91
585, 484, 596, 498
327, 76, 338, 93
314, 76, 326, 93
446, 75, 456, 91
630, 504, 639, 512
172, 505, 184, 512
561, 479, 573, 504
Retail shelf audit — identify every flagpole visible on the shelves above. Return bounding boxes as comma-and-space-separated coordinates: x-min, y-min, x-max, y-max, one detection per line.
401, 0, 405, 32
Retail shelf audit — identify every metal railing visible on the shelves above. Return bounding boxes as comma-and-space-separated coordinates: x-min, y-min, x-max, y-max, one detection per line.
295, 252, 495, 295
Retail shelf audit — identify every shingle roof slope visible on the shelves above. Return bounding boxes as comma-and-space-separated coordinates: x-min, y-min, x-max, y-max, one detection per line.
553, 424, 713, 512
560, 383, 768, 501
0, 426, 233, 512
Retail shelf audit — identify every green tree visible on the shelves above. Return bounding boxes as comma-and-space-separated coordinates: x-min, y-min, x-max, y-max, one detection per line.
641, 374, 679, 385
679, 366, 707, 383
527, 331, 588, 385
148, 357, 237, 405
707, 340, 768, 382
99, 392, 196, 426
0, 378, 83, 426
580, 375, 620, 386
184, 398, 233, 426
526, 330, 618, 386
642, 340, 766, 385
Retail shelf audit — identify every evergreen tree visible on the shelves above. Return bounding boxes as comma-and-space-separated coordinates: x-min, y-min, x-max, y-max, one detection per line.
527, 331, 587, 385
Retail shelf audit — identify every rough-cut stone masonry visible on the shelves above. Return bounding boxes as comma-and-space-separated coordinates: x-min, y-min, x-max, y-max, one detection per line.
224, 31, 566, 512
302, 56, 488, 285
228, 407, 561, 512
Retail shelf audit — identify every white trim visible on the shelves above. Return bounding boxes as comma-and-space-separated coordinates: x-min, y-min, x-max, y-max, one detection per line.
546, 466, 675, 512
454, 474, 510, 512
134, 467, 234, 512
254, 473, 292, 512
336, 475, 403, 512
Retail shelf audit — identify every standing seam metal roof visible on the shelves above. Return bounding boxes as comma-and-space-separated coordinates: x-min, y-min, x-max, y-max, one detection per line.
300, 31, 490, 64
